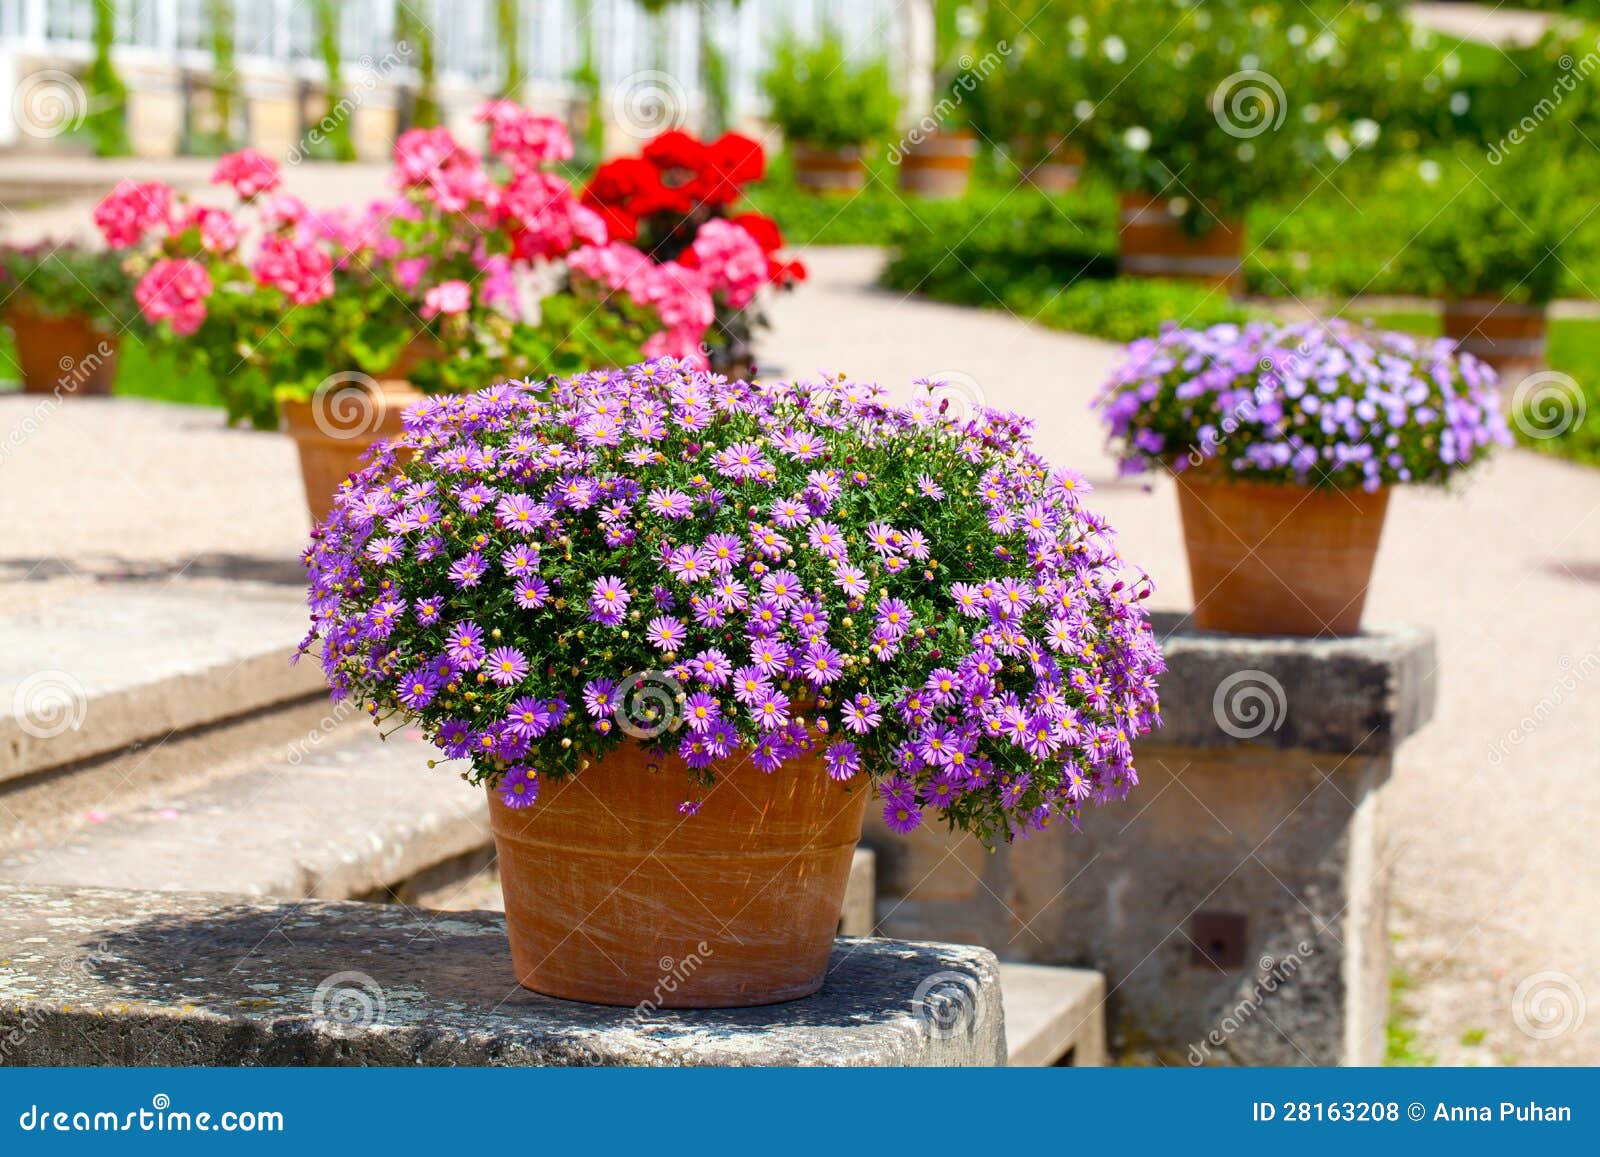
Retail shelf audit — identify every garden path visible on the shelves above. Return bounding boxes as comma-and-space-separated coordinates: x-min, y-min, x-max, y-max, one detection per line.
765, 247, 1600, 1066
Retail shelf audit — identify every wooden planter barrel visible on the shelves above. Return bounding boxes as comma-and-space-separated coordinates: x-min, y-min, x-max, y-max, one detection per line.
1176, 473, 1391, 637
1017, 141, 1085, 194
899, 130, 977, 198
488, 744, 869, 1008
1117, 193, 1244, 294
4, 301, 119, 395
792, 142, 868, 193
281, 378, 420, 525
1443, 298, 1547, 384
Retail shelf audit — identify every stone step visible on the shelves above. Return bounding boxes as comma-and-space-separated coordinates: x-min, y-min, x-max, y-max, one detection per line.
998, 962, 1107, 1066
0, 884, 1008, 1066
0, 724, 489, 902
0, 583, 322, 784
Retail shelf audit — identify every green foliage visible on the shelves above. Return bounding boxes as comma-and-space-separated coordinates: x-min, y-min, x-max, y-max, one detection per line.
84, 0, 130, 156
496, 0, 523, 100
0, 242, 136, 328
760, 27, 898, 149
314, 0, 358, 161
395, 1, 441, 128
207, 0, 239, 151
407, 296, 653, 396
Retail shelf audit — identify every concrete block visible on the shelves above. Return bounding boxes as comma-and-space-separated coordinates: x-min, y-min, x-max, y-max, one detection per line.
999, 962, 1106, 1066
0, 885, 1007, 1067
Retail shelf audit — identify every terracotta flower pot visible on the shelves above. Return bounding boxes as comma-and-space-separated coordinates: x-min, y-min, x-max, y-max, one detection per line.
1117, 192, 1244, 294
488, 742, 869, 1007
792, 142, 868, 193
1443, 298, 1547, 384
4, 300, 119, 396
898, 130, 976, 198
1176, 473, 1390, 637
281, 378, 421, 524
1017, 140, 1084, 194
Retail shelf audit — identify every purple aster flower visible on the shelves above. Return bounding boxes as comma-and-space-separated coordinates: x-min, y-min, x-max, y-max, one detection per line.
748, 639, 789, 677
513, 577, 550, 609
502, 543, 540, 576
415, 596, 443, 625
445, 622, 486, 670
448, 551, 487, 590
506, 696, 557, 739
882, 797, 924, 834
841, 694, 881, 734
760, 570, 802, 609
485, 646, 529, 686
876, 598, 912, 637
684, 691, 722, 733
700, 533, 743, 573
499, 766, 539, 809
366, 536, 403, 565
690, 648, 732, 687
917, 473, 945, 500
731, 664, 772, 707
646, 615, 687, 652
397, 667, 440, 709
582, 677, 618, 718
589, 575, 632, 624
647, 489, 693, 519
751, 689, 791, 730
823, 741, 861, 782
437, 718, 471, 758
800, 642, 843, 686
666, 545, 712, 584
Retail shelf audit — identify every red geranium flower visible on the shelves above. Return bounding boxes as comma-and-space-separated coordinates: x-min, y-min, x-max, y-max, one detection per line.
730, 212, 784, 254
642, 130, 711, 175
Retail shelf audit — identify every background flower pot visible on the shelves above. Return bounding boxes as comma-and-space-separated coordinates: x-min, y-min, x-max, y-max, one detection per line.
281, 378, 420, 524
1117, 193, 1244, 294
4, 300, 119, 395
1442, 298, 1547, 385
488, 743, 869, 1008
1017, 140, 1084, 194
792, 142, 868, 193
1175, 473, 1390, 636
899, 130, 977, 198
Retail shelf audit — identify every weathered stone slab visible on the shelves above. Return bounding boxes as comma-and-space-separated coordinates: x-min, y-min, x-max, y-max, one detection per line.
866, 621, 1437, 1066
0, 585, 320, 783
0, 728, 487, 900
1150, 614, 1436, 754
0, 884, 1007, 1067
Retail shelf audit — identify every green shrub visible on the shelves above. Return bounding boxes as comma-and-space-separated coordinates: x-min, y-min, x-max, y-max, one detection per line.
0, 242, 135, 328
760, 27, 898, 149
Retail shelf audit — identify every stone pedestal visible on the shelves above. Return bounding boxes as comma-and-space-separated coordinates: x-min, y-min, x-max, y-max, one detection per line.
0, 884, 1005, 1067
865, 618, 1436, 1066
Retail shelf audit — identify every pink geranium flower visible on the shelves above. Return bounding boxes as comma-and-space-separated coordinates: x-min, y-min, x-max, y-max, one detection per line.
212, 148, 282, 199
135, 258, 212, 335
423, 279, 473, 318
252, 234, 334, 305
92, 180, 173, 248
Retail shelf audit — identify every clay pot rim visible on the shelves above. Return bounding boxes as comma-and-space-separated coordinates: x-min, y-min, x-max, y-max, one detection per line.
1174, 462, 1392, 499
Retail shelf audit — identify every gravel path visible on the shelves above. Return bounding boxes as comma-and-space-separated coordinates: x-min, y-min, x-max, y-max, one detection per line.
3, 170, 1596, 1062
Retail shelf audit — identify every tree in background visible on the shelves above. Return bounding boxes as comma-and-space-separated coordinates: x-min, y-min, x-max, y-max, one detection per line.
84, 0, 130, 156
314, 0, 358, 160
497, 0, 524, 101
395, 0, 441, 129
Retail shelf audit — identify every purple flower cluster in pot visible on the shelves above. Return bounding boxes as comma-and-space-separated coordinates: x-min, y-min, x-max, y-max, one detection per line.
300, 359, 1164, 844
1095, 320, 1513, 490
